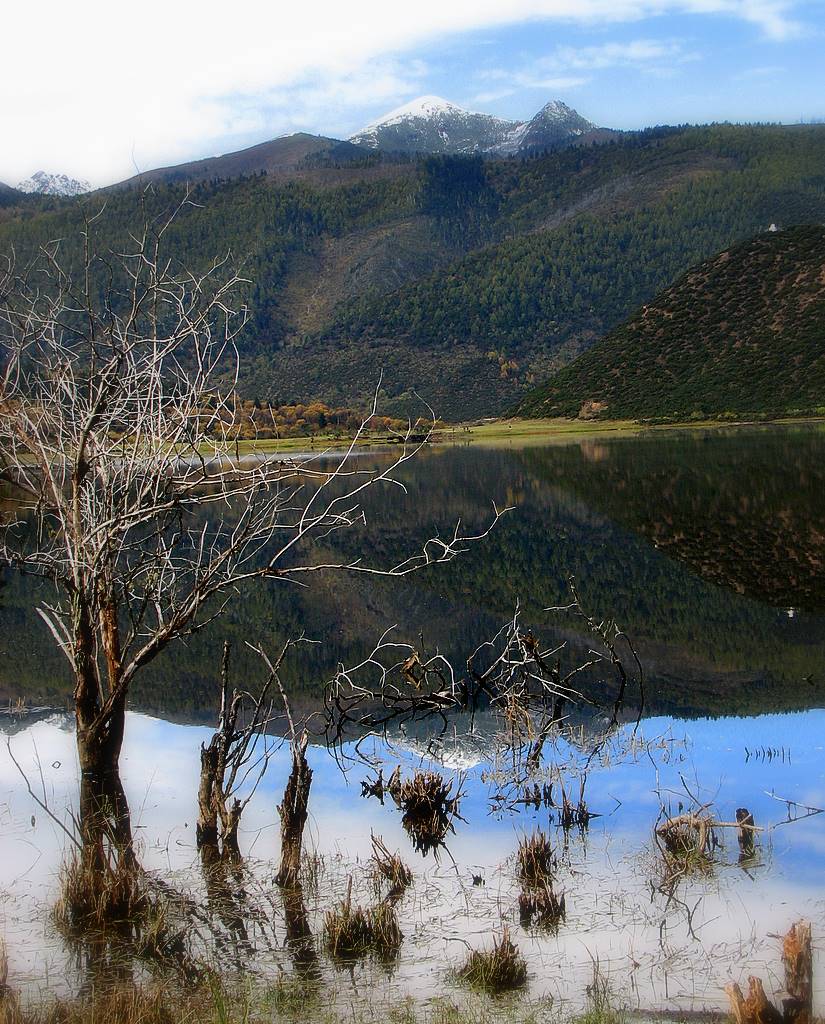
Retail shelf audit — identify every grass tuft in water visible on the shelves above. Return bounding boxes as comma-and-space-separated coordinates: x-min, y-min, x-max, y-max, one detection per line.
323, 880, 403, 962
388, 768, 463, 856
518, 882, 566, 932
516, 830, 566, 931
0, 984, 179, 1024
456, 926, 528, 994
53, 852, 152, 936
574, 960, 625, 1024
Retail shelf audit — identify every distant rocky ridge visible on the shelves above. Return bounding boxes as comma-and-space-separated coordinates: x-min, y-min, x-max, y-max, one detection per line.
349, 95, 603, 155
17, 170, 91, 197
44, 97, 607, 193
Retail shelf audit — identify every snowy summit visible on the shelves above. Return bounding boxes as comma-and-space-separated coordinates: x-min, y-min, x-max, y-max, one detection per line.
350, 95, 600, 156
17, 170, 91, 197
362, 95, 476, 130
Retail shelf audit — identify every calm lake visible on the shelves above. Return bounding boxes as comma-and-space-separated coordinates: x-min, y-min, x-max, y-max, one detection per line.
1, 423, 824, 1016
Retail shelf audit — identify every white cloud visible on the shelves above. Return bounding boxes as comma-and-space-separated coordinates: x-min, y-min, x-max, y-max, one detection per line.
551, 39, 700, 69
473, 77, 588, 104
0, 0, 805, 185
733, 64, 786, 78
474, 37, 700, 100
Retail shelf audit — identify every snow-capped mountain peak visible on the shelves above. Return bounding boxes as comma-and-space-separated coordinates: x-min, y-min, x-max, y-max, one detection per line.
351, 95, 518, 155
365, 95, 469, 128
538, 100, 577, 120
17, 170, 91, 197
350, 97, 602, 157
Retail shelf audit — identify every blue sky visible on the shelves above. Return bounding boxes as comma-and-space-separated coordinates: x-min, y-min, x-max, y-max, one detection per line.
2, 0, 823, 186
412, 15, 825, 130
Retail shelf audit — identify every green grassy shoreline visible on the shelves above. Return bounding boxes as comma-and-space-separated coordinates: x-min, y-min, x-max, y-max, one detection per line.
227, 414, 825, 456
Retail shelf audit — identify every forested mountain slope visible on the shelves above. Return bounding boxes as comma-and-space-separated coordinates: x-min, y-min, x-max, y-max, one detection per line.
2, 125, 825, 419
516, 224, 825, 421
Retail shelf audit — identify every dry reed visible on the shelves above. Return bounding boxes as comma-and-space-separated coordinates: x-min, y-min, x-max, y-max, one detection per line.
370, 833, 413, 896
518, 883, 566, 932
516, 830, 556, 887
53, 852, 152, 936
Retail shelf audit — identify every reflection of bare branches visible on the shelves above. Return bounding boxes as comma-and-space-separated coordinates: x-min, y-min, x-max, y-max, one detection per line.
324, 580, 645, 830
549, 575, 646, 735
198, 640, 291, 865
764, 790, 824, 827
6, 736, 81, 850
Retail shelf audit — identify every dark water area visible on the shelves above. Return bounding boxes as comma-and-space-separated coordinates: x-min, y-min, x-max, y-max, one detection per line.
2, 423, 824, 721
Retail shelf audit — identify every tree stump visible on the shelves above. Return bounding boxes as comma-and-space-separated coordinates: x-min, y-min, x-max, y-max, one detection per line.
782, 921, 813, 1024
726, 921, 813, 1024
275, 732, 313, 888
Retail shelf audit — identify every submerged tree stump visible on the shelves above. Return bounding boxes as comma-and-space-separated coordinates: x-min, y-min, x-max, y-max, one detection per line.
725, 920, 813, 1024
275, 731, 313, 888
726, 976, 783, 1024
737, 807, 756, 859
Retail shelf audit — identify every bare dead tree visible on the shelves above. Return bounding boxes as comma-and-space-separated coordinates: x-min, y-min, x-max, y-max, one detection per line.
0, 198, 504, 880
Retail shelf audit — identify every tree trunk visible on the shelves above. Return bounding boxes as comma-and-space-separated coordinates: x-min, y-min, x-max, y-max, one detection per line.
73, 592, 135, 869
275, 732, 312, 888
220, 798, 242, 863
726, 921, 812, 1024
76, 725, 136, 871
197, 742, 220, 865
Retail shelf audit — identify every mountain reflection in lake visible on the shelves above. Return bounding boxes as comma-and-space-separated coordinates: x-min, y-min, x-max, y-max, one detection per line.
1, 424, 825, 1015
1, 709, 823, 1013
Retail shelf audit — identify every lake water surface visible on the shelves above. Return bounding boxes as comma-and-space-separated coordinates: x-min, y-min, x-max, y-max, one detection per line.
1, 424, 824, 1016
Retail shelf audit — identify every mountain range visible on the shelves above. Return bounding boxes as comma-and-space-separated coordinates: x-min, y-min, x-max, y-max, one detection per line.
109, 96, 604, 190
1, 112, 825, 421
